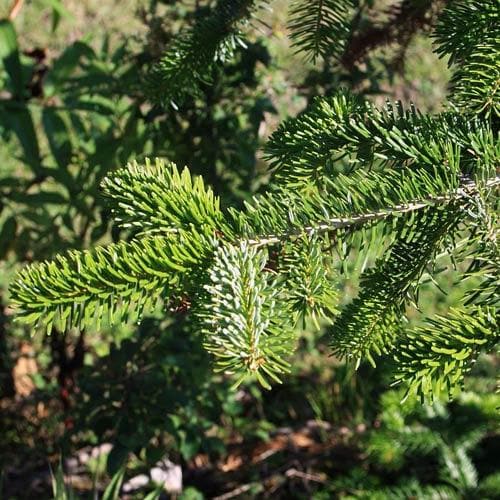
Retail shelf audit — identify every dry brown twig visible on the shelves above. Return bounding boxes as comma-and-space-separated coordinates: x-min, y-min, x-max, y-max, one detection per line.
8, 0, 24, 20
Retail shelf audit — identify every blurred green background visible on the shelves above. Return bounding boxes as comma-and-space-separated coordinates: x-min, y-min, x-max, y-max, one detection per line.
0, 1, 498, 498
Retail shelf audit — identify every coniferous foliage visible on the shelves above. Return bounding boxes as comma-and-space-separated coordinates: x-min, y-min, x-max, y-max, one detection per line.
147, 0, 262, 106
434, 0, 500, 117
146, 0, 445, 105
9, 1, 499, 402
288, 0, 354, 62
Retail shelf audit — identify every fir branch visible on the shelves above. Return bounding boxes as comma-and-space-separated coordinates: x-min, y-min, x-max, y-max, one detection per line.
198, 242, 296, 389
146, 0, 262, 106
394, 306, 499, 402
433, 0, 500, 117
10, 231, 214, 333
288, 0, 354, 62
234, 169, 499, 248
265, 94, 496, 185
8, 44, 499, 401
450, 40, 500, 118
281, 234, 338, 328
101, 158, 228, 236
433, 0, 499, 64
329, 207, 462, 367
356, 482, 458, 500
461, 189, 499, 308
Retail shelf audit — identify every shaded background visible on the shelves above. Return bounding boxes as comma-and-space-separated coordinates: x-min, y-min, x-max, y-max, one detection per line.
0, 1, 498, 498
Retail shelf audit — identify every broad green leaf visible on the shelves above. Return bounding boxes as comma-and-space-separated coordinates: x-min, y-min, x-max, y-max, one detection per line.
0, 216, 17, 259
1, 104, 41, 173
41, 0, 73, 32
63, 95, 115, 115
9, 191, 67, 206
44, 41, 95, 96
102, 467, 125, 500
0, 20, 23, 96
42, 108, 72, 169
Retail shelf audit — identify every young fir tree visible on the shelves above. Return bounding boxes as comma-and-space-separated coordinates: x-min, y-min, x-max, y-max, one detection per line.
10, 0, 499, 401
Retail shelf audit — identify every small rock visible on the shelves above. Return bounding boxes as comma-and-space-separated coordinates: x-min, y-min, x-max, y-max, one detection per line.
122, 474, 150, 493
307, 419, 332, 430
76, 450, 90, 464
356, 423, 366, 433
64, 457, 79, 472
150, 459, 182, 493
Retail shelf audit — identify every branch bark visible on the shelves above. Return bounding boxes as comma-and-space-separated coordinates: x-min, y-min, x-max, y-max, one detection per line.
340, 0, 447, 70
249, 176, 500, 247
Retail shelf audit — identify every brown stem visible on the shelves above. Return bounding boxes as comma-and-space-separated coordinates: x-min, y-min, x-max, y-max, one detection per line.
8, 0, 24, 20
49, 329, 85, 412
340, 0, 447, 70
0, 293, 15, 398
248, 176, 500, 248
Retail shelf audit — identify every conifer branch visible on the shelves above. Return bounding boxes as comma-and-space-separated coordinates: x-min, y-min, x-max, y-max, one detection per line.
243, 176, 499, 248
265, 94, 496, 185
433, 0, 499, 64
288, 0, 354, 62
450, 40, 500, 118
101, 158, 228, 236
330, 207, 461, 367
147, 0, 262, 106
281, 234, 338, 328
434, 0, 500, 117
9, 0, 500, 400
198, 242, 296, 389
394, 306, 498, 401
9, 230, 216, 333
